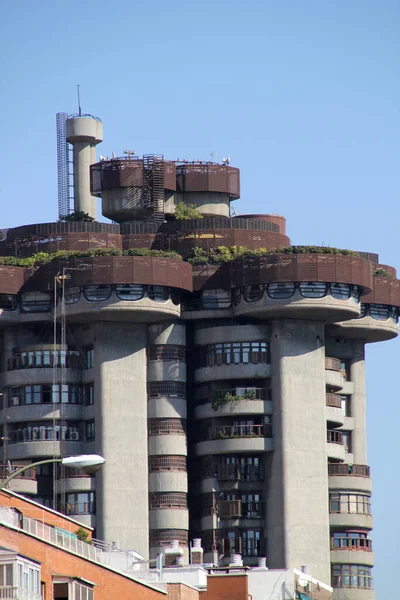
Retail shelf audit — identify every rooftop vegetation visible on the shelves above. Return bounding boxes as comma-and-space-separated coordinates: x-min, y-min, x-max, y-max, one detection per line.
0, 247, 182, 268
174, 203, 203, 220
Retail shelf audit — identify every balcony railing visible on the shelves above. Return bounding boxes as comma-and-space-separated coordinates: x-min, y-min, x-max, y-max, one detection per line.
0, 588, 41, 600
65, 501, 95, 516
331, 537, 373, 551
218, 500, 264, 519
326, 393, 342, 408
215, 463, 264, 482
325, 357, 341, 371
327, 430, 343, 445
0, 464, 36, 481
9, 427, 80, 444
219, 537, 264, 557
195, 387, 269, 406
208, 424, 272, 441
7, 352, 81, 371
328, 463, 370, 477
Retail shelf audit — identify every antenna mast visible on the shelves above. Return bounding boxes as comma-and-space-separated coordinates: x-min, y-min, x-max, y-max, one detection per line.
77, 84, 81, 117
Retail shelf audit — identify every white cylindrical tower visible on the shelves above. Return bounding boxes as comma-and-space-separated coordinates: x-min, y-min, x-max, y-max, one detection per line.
66, 115, 103, 219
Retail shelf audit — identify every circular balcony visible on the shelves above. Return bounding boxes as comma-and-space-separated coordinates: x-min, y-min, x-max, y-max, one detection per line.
325, 357, 345, 391
57, 475, 96, 493
7, 440, 83, 461
148, 419, 187, 456
330, 538, 374, 568
194, 344, 271, 384
327, 430, 346, 461
0, 266, 26, 328
0, 464, 37, 495
148, 397, 187, 420
149, 471, 188, 493
3, 367, 82, 388
195, 424, 274, 457
194, 324, 270, 347
329, 513, 373, 530
328, 464, 372, 494
326, 393, 345, 427
3, 403, 83, 424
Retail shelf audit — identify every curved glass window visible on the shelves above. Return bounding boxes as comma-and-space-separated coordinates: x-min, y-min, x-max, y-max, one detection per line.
201, 289, 231, 309
390, 306, 398, 323
233, 288, 242, 306
299, 282, 327, 298
170, 290, 181, 305
116, 284, 144, 301
0, 294, 18, 311
352, 286, 360, 303
20, 291, 51, 313
243, 285, 264, 303
83, 285, 112, 302
64, 287, 81, 305
359, 303, 367, 318
267, 283, 295, 299
331, 283, 351, 300
369, 304, 389, 320
148, 286, 169, 302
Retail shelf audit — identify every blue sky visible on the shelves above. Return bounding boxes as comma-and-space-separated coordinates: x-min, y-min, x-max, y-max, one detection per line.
1, 1, 399, 594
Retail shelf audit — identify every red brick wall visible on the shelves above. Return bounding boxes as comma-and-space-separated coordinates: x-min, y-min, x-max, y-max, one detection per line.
201, 574, 248, 600
167, 583, 199, 600
0, 524, 165, 600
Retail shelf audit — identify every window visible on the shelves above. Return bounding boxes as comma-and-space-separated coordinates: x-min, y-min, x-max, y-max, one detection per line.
73, 580, 94, 600
148, 285, 169, 302
267, 282, 295, 299
9, 384, 83, 406
299, 282, 327, 298
116, 284, 144, 301
340, 359, 350, 381
233, 288, 242, 306
0, 294, 17, 311
369, 304, 389, 320
205, 341, 269, 366
390, 306, 399, 323
341, 430, 352, 453
359, 303, 367, 318
330, 283, 351, 300
66, 492, 95, 515
243, 285, 264, 303
25, 385, 41, 404
148, 381, 186, 398
329, 493, 371, 515
20, 291, 51, 313
83, 285, 112, 302
201, 289, 232, 309
331, 565, 372, 589
64, 286, 81, 304
85, 346, 94, 369
85, 383, 94, 405
85, 420, 95, 442
0, 564, 13, 586
352, 286, 360, 303
341, 395, 351, 417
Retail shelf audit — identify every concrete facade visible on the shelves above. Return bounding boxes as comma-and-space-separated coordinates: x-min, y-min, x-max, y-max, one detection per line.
0, 144, 396, 600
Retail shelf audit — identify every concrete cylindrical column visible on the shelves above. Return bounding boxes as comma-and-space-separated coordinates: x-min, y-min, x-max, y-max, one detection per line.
267, 320, 331, 584
147, 323, 188, 560
349, 341, 367, 464
66, 116, 103, 219
93, 322, 149, 558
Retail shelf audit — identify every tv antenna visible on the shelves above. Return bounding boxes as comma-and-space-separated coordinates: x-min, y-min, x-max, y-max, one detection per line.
124, 149, 136, 159
210, 152, 217, 161
77, 84, 82, 117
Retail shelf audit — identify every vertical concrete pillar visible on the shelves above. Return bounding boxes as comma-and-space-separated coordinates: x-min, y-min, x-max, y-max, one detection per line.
93, 322, 149, 558
349, 341, 367, 464
72, 143, 96, 218
267, 320, 331, 583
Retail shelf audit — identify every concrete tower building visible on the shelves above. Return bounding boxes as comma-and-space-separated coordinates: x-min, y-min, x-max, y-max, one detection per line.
0, 132, 398, 599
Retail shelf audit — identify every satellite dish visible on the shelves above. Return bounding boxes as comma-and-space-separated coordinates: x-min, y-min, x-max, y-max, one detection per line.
222, 157, 230, 165
298, 576, 308, 588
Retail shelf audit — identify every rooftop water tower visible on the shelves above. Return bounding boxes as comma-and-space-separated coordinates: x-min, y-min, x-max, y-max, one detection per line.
66, 112, 103, 219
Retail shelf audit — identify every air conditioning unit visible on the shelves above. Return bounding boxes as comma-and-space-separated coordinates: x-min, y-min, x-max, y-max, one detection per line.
11, 396, 20, 406
70, 431, 79, 441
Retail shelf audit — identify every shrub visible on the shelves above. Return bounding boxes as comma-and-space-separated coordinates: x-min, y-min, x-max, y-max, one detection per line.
174, 203, 203, 220
373, 268, 392, 278
60, 211, 95, 222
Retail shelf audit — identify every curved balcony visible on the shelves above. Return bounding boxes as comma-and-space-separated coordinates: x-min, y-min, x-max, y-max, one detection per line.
149, 471, 188, 494
194, 323, 270, 347
149, 508, 189, 530
329, 512, 373, 530
330, 538, 374, 568
7, 440, 83, 461
195, 424, 273, 456
328, 463, 372, 494
327, 430, 346, 461
196, 399, 272, 420
2, 403, 83, 424
194, 345, 271, 384
0, 464, 37, 495
148, 397, 187, 420
326, 393, 345, 427
57, 475, 96, 493
147, 361, 186, 383
2, 367, 82, 388
325, 357, 345, 391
